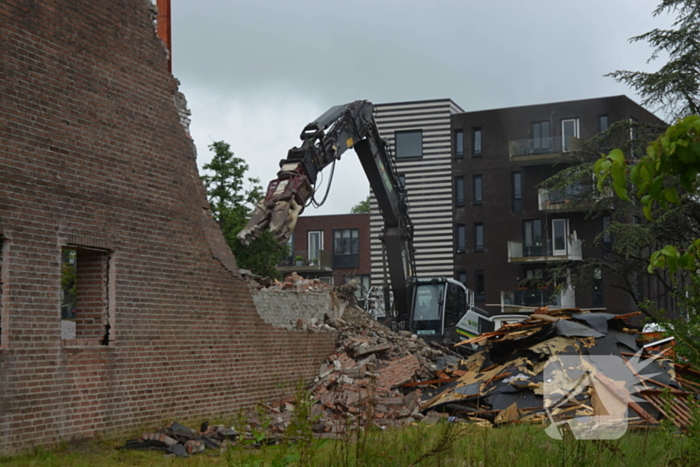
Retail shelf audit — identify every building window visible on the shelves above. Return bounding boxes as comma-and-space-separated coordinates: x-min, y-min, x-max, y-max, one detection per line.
456, 224, 466, 253
473, 175, 483, 205
307, 230, 323, 262
454, 130, 464, 158
395, 130, 422, 158
0, 237, 6, 347
523, 220, 543, 256
512, 172, 522, 212
602, 215, 612, 249
532, 121, 551, 153
552, 218, 569, 255
61, 246, 112, 346
455, 176, 465, 206
474, 223, 484, 252
456, 270, 467, 286
561, 118, 580, 152
598, 115, 609, 133
475, 269, 485, 301
333, 229, 359, 268
472, 128, 482, 156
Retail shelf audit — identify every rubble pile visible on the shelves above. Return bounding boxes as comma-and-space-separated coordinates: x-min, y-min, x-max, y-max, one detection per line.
119, 272, 700, 455
244, 271, 332, 292
422, 308, 700, 433
302, 305, 464, 434
120, 421, 239, 457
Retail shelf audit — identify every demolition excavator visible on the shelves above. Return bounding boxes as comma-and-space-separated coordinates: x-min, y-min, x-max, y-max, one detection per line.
237, 100, 510, 345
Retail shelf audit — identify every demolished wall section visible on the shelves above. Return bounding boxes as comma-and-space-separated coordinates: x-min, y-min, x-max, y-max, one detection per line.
251, 289, 346, 330
0, 0, 336, 454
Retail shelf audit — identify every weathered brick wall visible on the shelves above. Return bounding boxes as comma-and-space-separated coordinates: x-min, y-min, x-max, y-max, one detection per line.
0, 0, 336, 454
251, 289, 346, 329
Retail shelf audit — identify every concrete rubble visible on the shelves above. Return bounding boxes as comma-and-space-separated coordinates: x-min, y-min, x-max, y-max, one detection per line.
118, 276, 700, 456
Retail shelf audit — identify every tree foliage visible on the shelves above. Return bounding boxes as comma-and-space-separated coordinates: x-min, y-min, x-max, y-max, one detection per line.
595, 115, 700, 273
201, 141, 285, 278
541, 120, 679, 316
595, 116, 700, 363
606, 0, 700, 120
350, 196, 370, 214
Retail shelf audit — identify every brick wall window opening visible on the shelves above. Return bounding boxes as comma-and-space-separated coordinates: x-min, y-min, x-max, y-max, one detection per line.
455, 176, 465, 206
456, 224, 466, 253
473, 175, 483, 205
472, 128, 482, 156
454, 130, 464, 158
474, 223, 484, 252
395, 130, 423, 158
333, 229, 359, 268
61, 246, 111, 346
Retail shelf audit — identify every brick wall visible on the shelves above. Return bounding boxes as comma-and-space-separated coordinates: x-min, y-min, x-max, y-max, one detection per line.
0, 0, 337, 454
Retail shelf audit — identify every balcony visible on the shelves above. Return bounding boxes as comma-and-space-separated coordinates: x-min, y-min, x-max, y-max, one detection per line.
538, 185, 614, 212
277, 249, 333, 275
508, 136, 581, 164
500, 287, 576, 312
507, 237, 583, 263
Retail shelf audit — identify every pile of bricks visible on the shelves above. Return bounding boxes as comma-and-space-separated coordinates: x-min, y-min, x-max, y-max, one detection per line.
121, 421, 240, 457
245, 271, 332, 292
293, 304, 464, 434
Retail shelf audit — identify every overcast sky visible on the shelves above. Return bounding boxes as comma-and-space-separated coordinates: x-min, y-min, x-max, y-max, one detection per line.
171, 0, 673, 215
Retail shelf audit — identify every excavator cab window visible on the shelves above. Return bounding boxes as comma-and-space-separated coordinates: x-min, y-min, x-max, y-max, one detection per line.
411, 283, 444, 336
444, 283, 466, 328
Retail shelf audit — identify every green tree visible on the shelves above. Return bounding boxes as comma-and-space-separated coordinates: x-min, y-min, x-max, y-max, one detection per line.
350, 196, 370, 214
540, 120, 677, 316
606, 0, 700, 120
201, 141, 285, 278
595, 115, 700, 363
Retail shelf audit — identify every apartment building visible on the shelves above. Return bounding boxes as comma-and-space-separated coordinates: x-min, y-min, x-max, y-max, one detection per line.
451, 95, 665, 313
278, 213, 371, 290
371, 99, 464, 285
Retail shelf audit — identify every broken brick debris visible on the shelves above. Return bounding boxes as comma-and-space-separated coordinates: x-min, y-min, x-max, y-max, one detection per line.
244, 271, 333, 293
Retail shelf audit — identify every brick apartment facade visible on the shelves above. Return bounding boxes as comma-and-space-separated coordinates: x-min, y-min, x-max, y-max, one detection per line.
0, 0, 335, 454
371, 96, 665, 314
280, 214, 371, 289
451, 96, 665, 313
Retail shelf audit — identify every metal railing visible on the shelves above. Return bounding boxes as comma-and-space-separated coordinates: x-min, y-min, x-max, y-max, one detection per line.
509, 136, 581, 158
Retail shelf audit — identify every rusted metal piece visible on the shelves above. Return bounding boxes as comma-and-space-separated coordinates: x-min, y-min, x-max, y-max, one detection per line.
156, 0, 172, 72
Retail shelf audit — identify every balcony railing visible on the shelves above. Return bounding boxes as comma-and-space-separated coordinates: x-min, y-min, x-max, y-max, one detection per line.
509, 136, 581, 160
277, 249, 333, 272
538, 186, 614, 212
508, 237, 583, 262
501, 287, 576, 311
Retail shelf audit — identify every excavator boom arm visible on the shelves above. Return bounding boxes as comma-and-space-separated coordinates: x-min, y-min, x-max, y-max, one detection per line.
237, 100, 416, 320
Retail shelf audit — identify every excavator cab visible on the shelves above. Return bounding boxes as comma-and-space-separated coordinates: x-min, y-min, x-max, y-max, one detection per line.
409, 278, 473, 343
